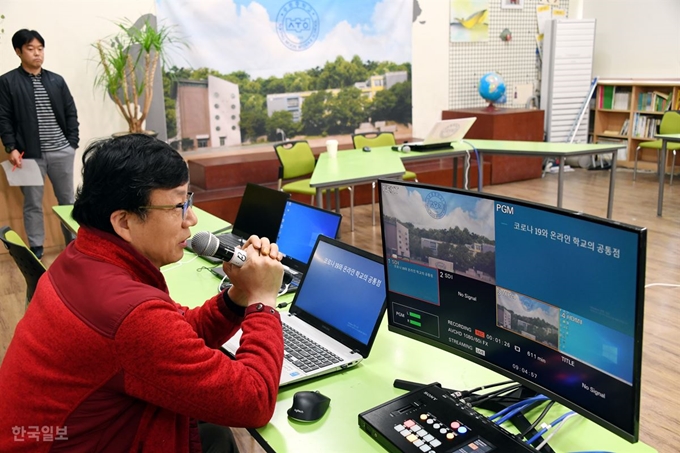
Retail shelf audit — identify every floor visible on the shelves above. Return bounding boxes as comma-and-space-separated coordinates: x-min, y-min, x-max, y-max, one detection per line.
1, 168, 678, 453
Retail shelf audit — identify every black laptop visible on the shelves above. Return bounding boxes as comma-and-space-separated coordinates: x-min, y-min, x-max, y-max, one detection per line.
187, 183, 289, 263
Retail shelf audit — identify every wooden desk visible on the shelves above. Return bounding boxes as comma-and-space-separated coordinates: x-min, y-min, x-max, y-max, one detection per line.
442, 108, 545, 184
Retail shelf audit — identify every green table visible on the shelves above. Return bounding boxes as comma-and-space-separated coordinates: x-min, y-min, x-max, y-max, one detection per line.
51, 206, 657, 453
311, 146, 475, 227
654, 133, 680, 216
313, 140, 623, 222
467, 140, 622, 219
310, 148, 406, 230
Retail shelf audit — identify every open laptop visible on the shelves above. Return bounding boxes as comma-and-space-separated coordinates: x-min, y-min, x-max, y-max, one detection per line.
210, 199, 342, 292
223, 235, 387, 386
276, 199, 342, 293
399, 117, 477, 152
187, 183, 289, 263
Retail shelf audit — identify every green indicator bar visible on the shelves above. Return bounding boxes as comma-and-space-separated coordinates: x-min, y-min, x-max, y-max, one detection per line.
408, 312, 421, 320
408, 320, 422, 327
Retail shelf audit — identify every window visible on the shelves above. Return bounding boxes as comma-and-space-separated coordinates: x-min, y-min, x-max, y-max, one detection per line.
215, 115, 220, 120
197, 138, 209, 148
287, 98, 299, 108
216, 126, 221, 132
231, 104, 236, 109
214, 104, 219, 109
219, 136, 226, 146
231, 126, 236, 130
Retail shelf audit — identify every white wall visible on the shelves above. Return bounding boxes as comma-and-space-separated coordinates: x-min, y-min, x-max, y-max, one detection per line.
0, 0, 155, 183
412, 0, 450, 140
582, 0, 680, 79
413, 0, 680, 134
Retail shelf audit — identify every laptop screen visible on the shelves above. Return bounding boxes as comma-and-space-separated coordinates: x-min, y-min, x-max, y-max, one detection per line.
276, 200, 342, 272
232, 183, 289, 240
291, 237, 386, 348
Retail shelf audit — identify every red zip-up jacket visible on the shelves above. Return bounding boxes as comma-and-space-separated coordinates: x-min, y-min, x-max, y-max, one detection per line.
0, 227, 284, 452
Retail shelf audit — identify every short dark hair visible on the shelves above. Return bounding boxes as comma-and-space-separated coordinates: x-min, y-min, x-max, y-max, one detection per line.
11, 29, 45, 51
72, 134, 189, 235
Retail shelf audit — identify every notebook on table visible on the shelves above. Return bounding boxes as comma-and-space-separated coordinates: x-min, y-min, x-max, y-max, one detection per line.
398, 117, 477, 152
187, 183, 290, 263
222, 235, 387, 386
276, 199, 342, 293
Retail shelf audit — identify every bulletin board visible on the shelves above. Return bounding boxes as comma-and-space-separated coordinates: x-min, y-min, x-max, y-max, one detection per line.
448, 0, 570, 109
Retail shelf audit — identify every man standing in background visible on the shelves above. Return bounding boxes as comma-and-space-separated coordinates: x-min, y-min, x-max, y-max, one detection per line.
0, 29, 79, 259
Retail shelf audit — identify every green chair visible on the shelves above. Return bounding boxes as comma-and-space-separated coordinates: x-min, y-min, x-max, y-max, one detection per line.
274, 140, 354, 230
1, 226, 47, 307
633, 111, 680, 184
352, 132, 418, 225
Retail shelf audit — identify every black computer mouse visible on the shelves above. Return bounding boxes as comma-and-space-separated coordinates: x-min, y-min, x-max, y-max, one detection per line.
287, 391, 331, 422
362, 146, 371, 152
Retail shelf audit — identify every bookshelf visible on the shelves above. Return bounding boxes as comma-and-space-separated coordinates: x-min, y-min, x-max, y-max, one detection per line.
592, 79, 680, 171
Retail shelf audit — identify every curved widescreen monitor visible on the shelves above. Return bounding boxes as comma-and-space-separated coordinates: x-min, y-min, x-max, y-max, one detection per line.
378, 179, 646, 442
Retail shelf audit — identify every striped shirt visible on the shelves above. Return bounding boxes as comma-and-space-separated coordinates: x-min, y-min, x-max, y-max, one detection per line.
31, 72, 70, 152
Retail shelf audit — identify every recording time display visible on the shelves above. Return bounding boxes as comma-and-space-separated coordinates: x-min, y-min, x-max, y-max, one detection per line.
512, 363, 538, 379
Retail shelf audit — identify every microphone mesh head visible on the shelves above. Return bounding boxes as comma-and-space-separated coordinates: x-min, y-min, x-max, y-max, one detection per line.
191, 231, 219, 257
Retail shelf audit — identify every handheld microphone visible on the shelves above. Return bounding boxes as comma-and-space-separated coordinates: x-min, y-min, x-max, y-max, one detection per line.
191, 231, 294, 285
191, 231, 247, 267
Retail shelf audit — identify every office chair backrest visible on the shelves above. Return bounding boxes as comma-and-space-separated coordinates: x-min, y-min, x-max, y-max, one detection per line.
659, 111, 680, 135
0, 226, 47, 305
352, 131, 396, 149
274, 140, 316, 180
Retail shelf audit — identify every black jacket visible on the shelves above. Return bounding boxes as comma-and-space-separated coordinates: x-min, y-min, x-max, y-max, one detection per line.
0, 66, 79, 158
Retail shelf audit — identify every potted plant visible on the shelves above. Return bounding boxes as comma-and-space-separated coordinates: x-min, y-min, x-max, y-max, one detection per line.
93, 17, 185, 134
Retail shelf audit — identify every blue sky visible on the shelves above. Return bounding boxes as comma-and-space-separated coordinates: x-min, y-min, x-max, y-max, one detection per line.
381, 184, 495, 240
231, 0, 379, 35
157, 0, 411, 78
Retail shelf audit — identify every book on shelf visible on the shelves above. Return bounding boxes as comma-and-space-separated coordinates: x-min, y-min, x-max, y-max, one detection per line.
599, 85, 615, 109
613, 90, 631, 110
632, 113, 661, 138
620, 118, 629, 135
598, 86, 631, 110
637, 91, 671, 112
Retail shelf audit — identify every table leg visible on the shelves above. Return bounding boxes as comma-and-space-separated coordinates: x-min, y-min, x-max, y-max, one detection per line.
477, 153, 484, 192
372, 182, 376, 226
607, 151, 617, 219
453, 157, 458, 188
350, 187, 354, 232
325, 190, 331, 212
335, 189, 340, 214
557, 158, 565, 208
657, 141, 667, 217
316, 189, 323, 209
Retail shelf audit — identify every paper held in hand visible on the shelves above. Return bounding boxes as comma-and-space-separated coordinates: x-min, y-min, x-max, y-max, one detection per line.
1, 159, 44, 186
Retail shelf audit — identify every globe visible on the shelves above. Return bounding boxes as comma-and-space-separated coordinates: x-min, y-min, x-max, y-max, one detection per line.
478, 72, 507, 107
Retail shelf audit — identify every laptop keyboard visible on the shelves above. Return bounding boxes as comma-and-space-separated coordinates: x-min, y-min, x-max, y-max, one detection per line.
282, 324, 342, 372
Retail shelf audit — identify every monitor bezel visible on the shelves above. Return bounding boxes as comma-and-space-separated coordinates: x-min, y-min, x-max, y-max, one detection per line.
377, 178, 646, 443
